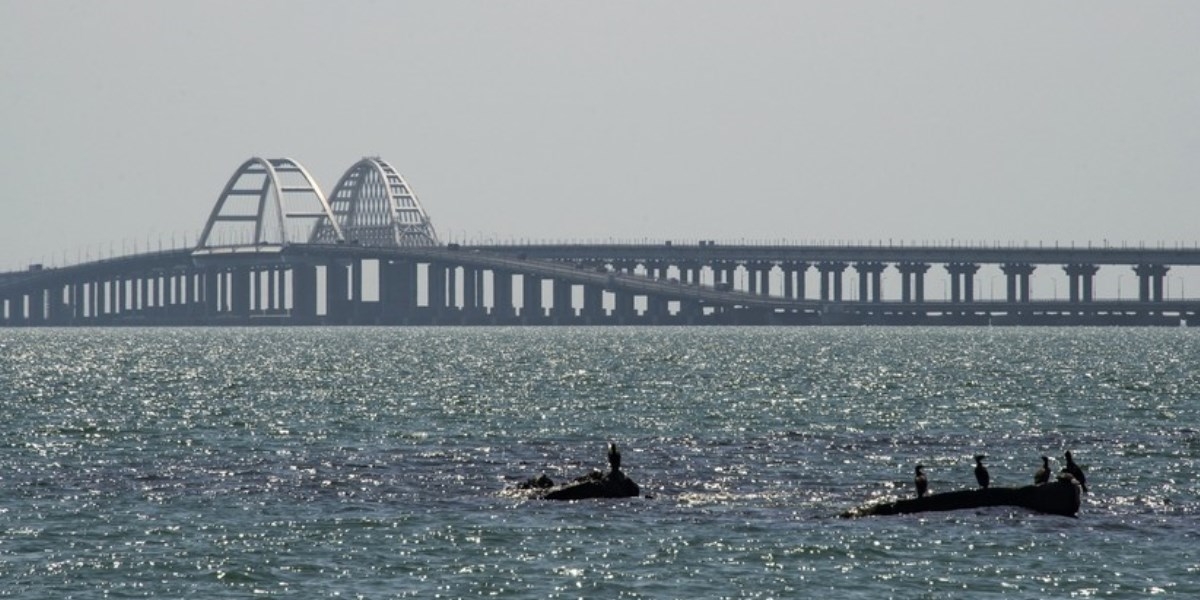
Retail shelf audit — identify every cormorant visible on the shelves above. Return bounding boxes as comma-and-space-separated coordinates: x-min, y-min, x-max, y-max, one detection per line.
974, 455, 990, 489
608, 442, 622, 473
1034, 455, 1051, 485
914, 464, 928, 498
1062, 450, 1088, 493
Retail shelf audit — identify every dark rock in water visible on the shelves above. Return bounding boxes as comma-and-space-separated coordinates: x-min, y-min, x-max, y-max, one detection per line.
516, 474, 555, 490
509, 443, 641, 501
840, 478, 1082, 518
539, 469, 640, 501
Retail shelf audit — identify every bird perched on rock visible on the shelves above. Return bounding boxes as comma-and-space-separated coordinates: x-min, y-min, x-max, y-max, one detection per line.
1034, 455, 1051, 485
607, 442, 622, 473
974, 455, 990, 489
1062, 450, 1088, 493
914, 464, 928, 498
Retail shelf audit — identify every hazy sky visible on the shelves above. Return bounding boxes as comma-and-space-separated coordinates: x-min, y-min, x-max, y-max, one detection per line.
2, 1, 1198, 270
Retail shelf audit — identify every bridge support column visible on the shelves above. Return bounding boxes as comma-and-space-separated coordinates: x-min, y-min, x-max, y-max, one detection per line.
491, 270, 515, 320
646, 294, 669, 323
1001, 263, 1035, 303
944, 262, 980, 303
426, 263, 447, 319
759, 263, 775, 296
347, 260, 368, 323
445, 265, 460, 318
854, 262, 886, 303
678, 298, 703, 324
582, 284, 605, 323
743, 263, 756, 294
613, 291, 636, 324
551, 279, 574, 323
678, 262, 699, 285
817, 262, 848, 302
1063, 264, 1100, 303
202, 270, 219, 318
231, 267, 251, 319
463, 267, 481, 319
1134, 264, 1169, 302
264, 268, 279, 315
325, 262, 350, 323
378, 260, 410, 323
290, 264, 317, 321
782, 262, 809, 300
521, 274, 543, 322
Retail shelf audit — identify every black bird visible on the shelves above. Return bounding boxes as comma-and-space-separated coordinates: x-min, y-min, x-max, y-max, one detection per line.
914, 464, 928, 498
607, 442, 622, 473
1063, 450, 1088, 493
974, 455, 990, 489
1034, 455, 1051, 485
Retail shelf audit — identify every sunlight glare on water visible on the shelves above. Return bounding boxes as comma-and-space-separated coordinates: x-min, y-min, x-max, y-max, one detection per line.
1, 327, 1198, 597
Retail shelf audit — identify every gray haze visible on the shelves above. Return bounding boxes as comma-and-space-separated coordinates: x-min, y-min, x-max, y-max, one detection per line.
2, 1, 1199, 271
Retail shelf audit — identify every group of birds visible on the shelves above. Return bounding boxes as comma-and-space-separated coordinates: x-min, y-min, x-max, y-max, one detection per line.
913, 451, 1088, 498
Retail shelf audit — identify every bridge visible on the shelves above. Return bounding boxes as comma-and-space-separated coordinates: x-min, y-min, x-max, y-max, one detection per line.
2, 156, 1199, 327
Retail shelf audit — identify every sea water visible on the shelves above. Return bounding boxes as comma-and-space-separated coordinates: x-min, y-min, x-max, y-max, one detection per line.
1, 327, 1197, 598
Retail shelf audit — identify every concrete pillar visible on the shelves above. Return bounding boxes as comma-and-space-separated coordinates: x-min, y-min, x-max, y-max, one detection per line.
817, 262, 848, 302
551, 278, 574, 323
582, 284, 605, 322
326, 262, 350, 323
944, 263, 980, 303
614, 291, 636, 323
266, 268, 279, 313
521, 274, 542, 321
1134, 264, 1169, 302
203, 270, 219, 317
646, 294, 669, 323
292, 264, 318, 319
492, 269, 515, 319
783, 262, 809, 300
854, 262, 886, 302
446, 264, 458, 312
463, 267, 480, 315
1001, 264, 1035, 303
1062, 264, 1100, 303
231, 267, 251, 317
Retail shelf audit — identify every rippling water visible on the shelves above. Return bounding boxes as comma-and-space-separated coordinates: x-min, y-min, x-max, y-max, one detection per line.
2, 327, 1198, 597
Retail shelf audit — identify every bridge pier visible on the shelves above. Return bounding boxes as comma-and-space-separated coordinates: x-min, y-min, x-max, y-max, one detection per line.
582, 283, 605, 323
551, 279, 573, 323
325, 262, 351, 324
945, 262, 980, 304
1063, 263, 1100, 304
521, 274, 544, 323
491, 270, 516, 322
613, 291, 636, 324
230, 267, 251, 319
782, 262, 809, 300
462, 267, 480, 320
645, 295, 669, 323
290, 264, 317, 321
1134, 264, 1169, 302
425, 262, 446, 322
1001, 263, 1035, 303
854, 262, 886, 303
817, 262, 848, 301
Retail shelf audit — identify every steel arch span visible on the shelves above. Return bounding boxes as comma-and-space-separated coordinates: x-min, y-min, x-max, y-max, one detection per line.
311, 157, 440, 247
197, 157, 344, 249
